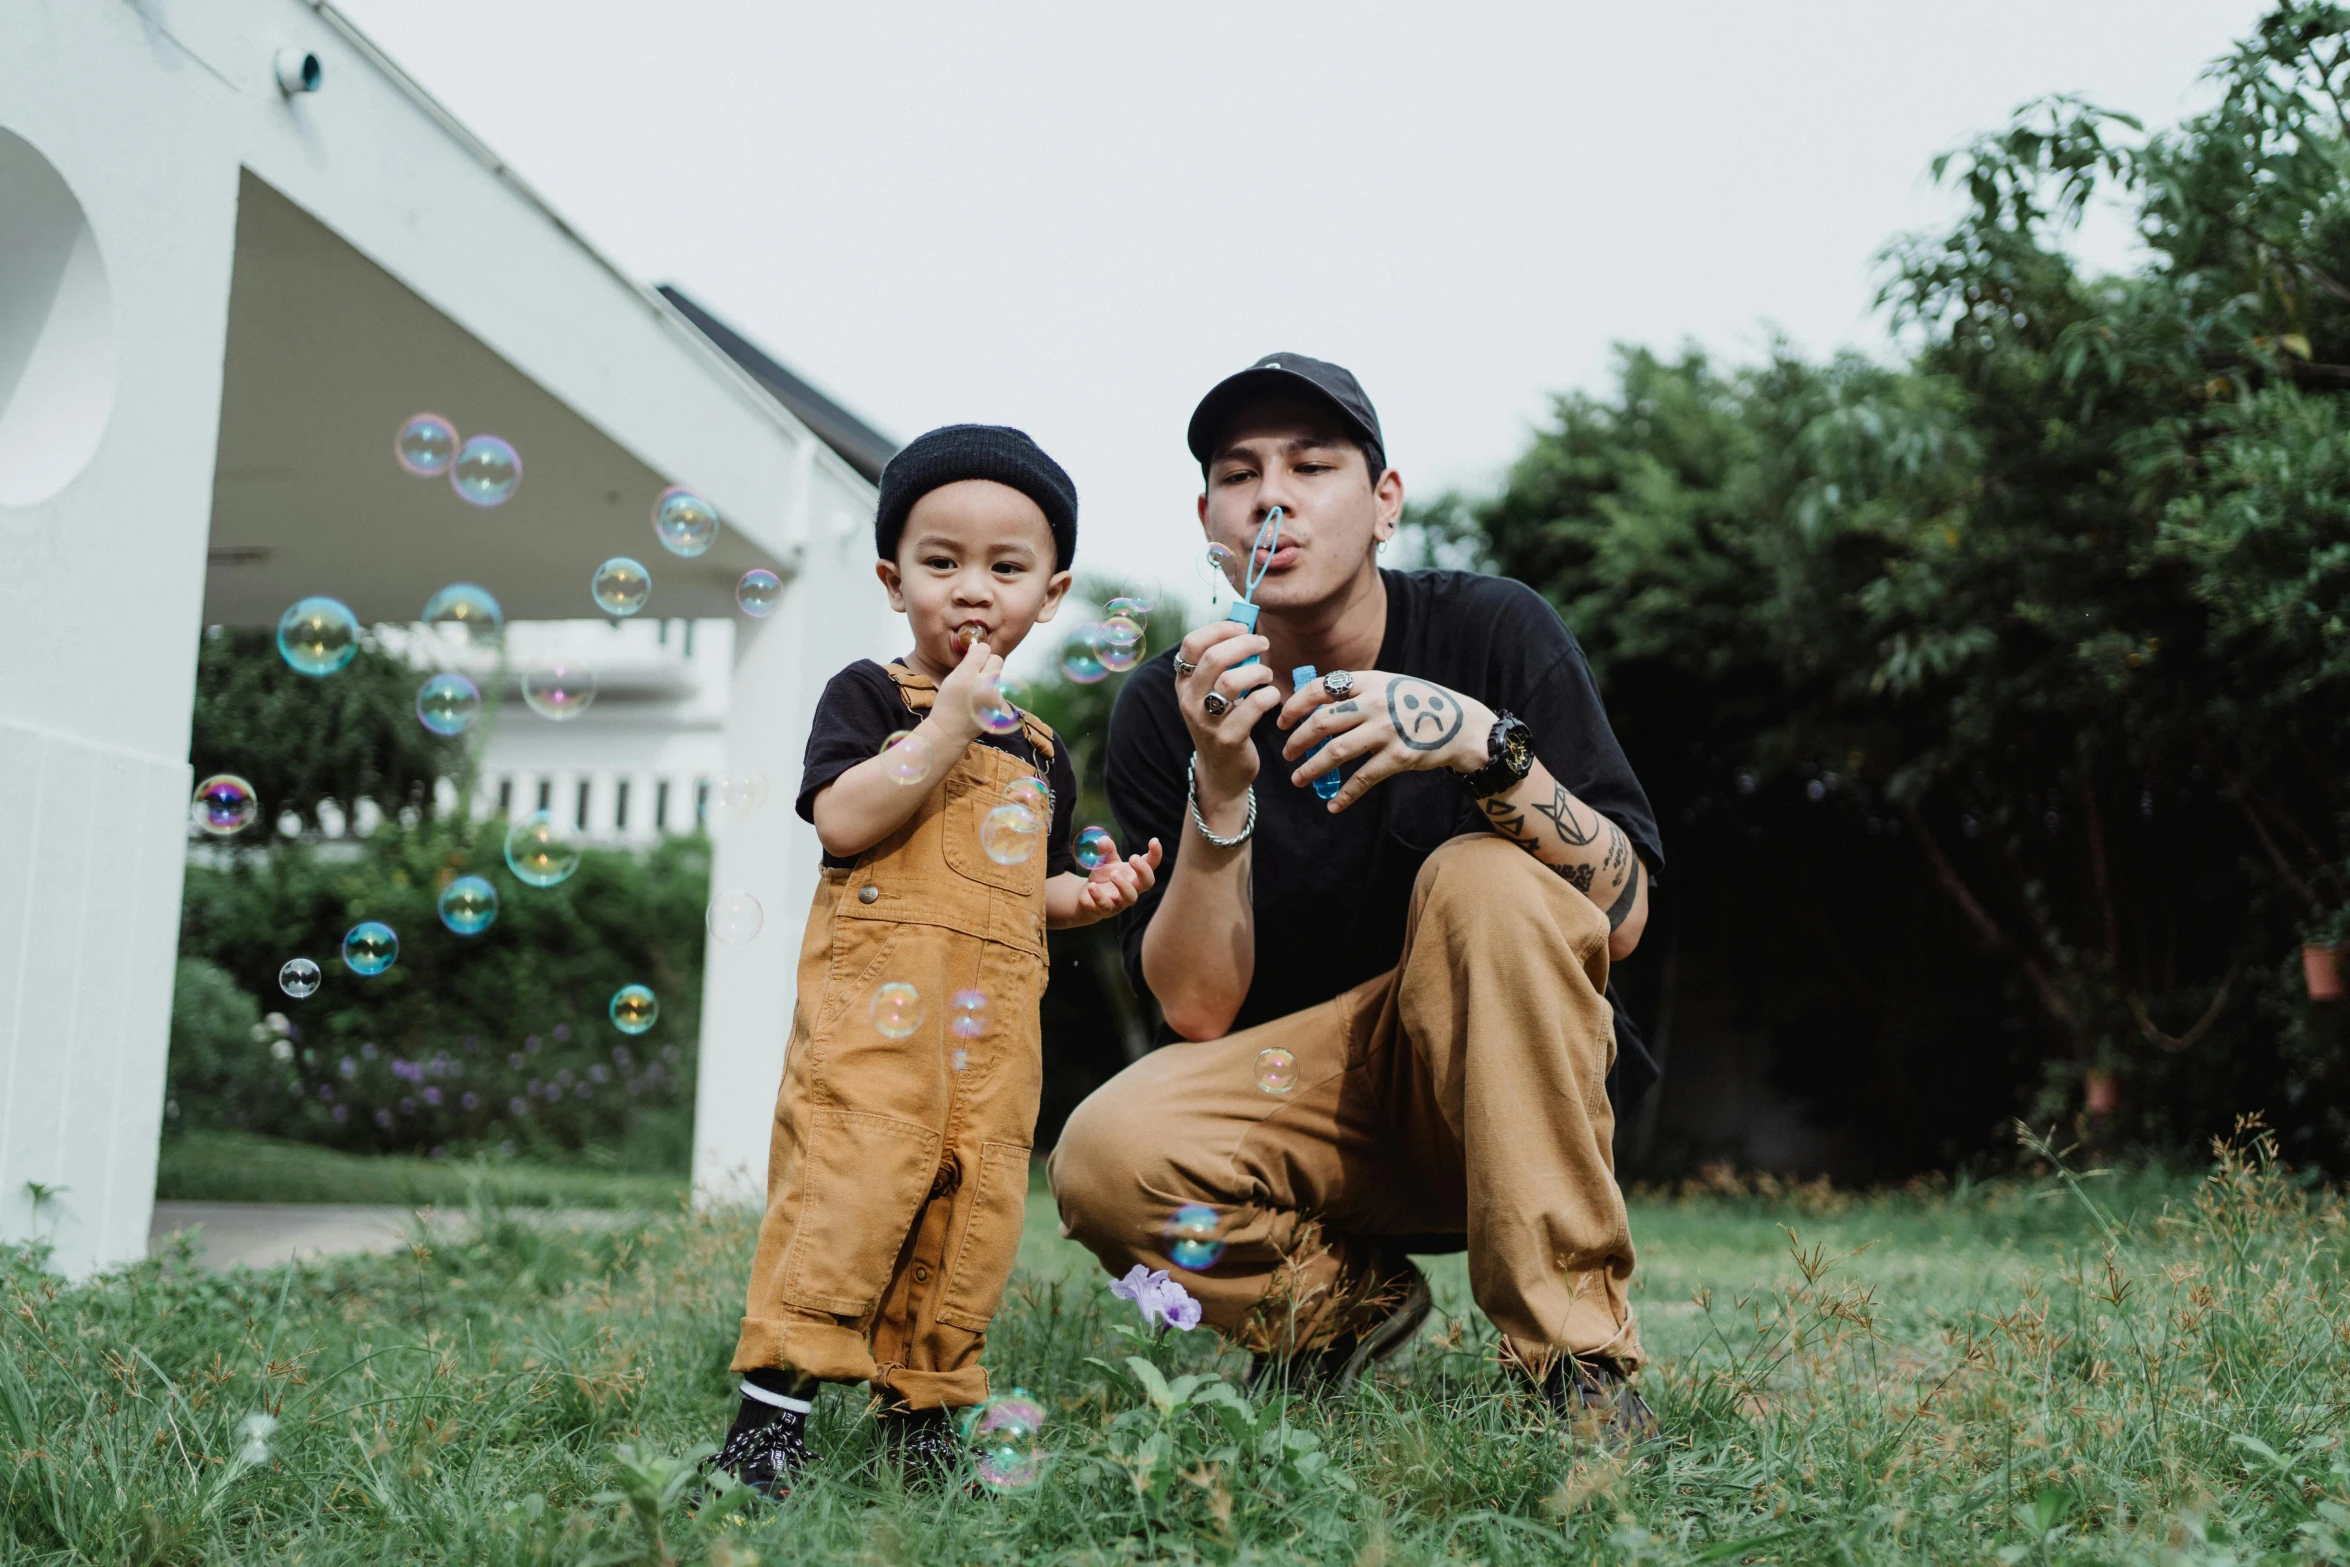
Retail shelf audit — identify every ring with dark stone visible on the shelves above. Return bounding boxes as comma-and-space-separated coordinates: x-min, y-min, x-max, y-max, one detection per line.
1323, 670, 1355, 700
1174, 654, 1199, 678
1203, 691, 1232, 718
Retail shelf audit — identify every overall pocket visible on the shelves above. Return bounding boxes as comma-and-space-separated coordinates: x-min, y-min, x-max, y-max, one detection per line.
780, 1109, 943, 1317
934, 1141, 1032, 1332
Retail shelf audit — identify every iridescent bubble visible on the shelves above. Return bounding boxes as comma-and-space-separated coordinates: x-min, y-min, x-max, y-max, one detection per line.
1099, 615, 1143, 651
276, 596, 359, 677
521, 662, 597, 721
1003, 776, 1050, 815
278, 957, 321, 999
880, 730, 934, 787
609, 984, 658, 1035
1099, 637, 1140, 674
1168, 1202, 1226, 1270
192, 774, 258, 836
870, 981, 924, 1039
591, 556, 652, 617
450, 434, 521, 506
1121, 577, 1161, 615
394, 412, 458, 476
964, 1391, 1046, 1494
949, 989, 990, 1040
437, 874, 498, 935
1073, 825, 1115, 871
736, 569, 783, 616
980, 803, 1041, 866
415, 672, 481, 736
1060, 625, 1107, 684
709, 771, 769, 826
421, 582, 503, 641
1254, 1046, 1299, 1095
1103, 596, 1147, 624
343, 921, 398, 976
653, 486, 719, 556
952, 1046, 969, 1072
503, 812, 581, 887
1202, 543, 1237, 606
707, 891, 764, 944
972, 679, 1023, 736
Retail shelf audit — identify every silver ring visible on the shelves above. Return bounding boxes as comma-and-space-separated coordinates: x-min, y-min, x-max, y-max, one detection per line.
1202, 691, 1232, 718
1173, 654, 1199, 678
1322, 669, 1354, 700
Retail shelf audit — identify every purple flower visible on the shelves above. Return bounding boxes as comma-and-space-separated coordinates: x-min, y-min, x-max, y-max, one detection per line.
1110, 1265, 1201, 1333
553, 1024, 572, 1043
461, 1092, 479, 1111
318, 1085, 334, 1101
398, 1097, 415, 1114
332, 1105, 348, 1123
525, 1035, 540, 1052
611, 1046, 631, 1066
374, 1109, 392, 1128
339, 1058, 356, 1079
360, 1042, 378, 1059
508, 1052, 525, 1069
508, 1097, 527, 1116
422, 1086, 442, 1106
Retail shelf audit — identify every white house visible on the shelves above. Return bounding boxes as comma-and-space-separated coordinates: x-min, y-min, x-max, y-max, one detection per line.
0, 0, 899, 1277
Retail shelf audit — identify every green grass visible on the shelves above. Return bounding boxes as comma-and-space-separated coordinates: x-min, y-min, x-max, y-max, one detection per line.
8, 1132, 2348, 1564
155, 1129, 688, 1209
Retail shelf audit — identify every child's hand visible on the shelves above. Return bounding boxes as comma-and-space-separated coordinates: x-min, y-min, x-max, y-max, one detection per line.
930, 636, 1002, 746
1075, 836, 1163, 919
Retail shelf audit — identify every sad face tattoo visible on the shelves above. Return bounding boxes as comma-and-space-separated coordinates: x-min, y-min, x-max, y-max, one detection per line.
1388, 678, 1465, 752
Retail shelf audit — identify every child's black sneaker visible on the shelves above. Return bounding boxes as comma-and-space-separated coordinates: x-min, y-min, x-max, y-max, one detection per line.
876, 1405, 966, 1485
1537, 1353, 1659, 1445
704, 1387, 817, 1498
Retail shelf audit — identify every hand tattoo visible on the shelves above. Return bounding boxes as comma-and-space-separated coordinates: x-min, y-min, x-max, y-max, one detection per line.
1532, 782, 1598, 846
1328, 700, 1360, 715
1386, 678, 1465, 753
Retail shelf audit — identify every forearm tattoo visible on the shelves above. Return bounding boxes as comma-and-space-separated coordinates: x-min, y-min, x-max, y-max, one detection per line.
1479, 796, 1542, 852
1480, 788, 1638, 924
1532, 782, 1599, 846
1386, 678, 1465, 752
1603, 853, 1642, 930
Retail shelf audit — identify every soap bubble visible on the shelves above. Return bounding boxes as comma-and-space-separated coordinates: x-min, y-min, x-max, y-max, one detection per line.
415, 672, 481, 736
343, 921, 398, 976
1003, 776, 1050, 815
1100, 614, 1144, 649
591, 557, 652, 617
979, 803, 1040, 865
521, 662, 597, 720
870, 981, 924, 1039
949, 989, 990, 1040
395, 413, 458, 476
437, 875, 499, 935
278, 957, 321, 999
709, 770, 769, 826
1202, 543, 1237, 606
880, 730, 933, 786
503, 812, 580, 887
1099, 638, 1140, 674
1060, 625, 1107, 684
1073, 825, 1115, 871
736, 568, 783, 616
236, 1411, 279, 1466
450, 434, 520, 506
707, 891, 763, 944
1254, 1047, 1299, 1095
1168, 1203, 1226, 1270
609, 984, 658, 1034
1121, 577, 1161, 615
421, 582, 503, 641
972, 679, 1023, 736
277, 596, 359, 677
952, 1047, 969, 1072
192, 774, 258, 836
653, 486, 719, 556
1103, 596, 1147, 624
964, 1391, 1046, 1494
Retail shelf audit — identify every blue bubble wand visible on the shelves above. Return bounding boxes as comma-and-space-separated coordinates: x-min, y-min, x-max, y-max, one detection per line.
1224, 506, 1283, 666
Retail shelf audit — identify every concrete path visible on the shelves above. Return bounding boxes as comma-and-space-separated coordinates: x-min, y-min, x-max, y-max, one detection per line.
148, 1202, 615, 1270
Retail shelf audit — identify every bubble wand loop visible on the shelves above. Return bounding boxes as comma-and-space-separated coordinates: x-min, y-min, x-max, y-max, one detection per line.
1226, 507, 1283, 666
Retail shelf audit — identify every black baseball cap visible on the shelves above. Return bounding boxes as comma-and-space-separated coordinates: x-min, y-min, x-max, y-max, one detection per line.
1187, 352, 1386, 472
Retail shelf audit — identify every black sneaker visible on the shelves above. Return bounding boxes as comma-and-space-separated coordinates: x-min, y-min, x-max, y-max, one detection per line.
876, 1405, 965, 1485
704, 1397, 815, 1499
1247, 1262, 1433, 1398
1538, 1353, 1658, 1444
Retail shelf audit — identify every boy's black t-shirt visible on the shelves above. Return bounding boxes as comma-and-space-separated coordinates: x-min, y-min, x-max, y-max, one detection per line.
797, 658, 1080, 876
1105, 569, 1665, 1105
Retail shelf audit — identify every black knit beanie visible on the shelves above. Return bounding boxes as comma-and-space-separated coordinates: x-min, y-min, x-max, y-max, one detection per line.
874, 425, 1077, 569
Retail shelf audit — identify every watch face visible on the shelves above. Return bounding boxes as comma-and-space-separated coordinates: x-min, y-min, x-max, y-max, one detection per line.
1505, 727, 1533, 769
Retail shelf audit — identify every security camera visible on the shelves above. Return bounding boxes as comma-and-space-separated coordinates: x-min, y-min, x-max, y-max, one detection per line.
274, 48, 322, 95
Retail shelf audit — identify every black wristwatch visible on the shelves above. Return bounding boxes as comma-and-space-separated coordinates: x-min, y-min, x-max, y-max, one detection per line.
1462, 710, 1534, 799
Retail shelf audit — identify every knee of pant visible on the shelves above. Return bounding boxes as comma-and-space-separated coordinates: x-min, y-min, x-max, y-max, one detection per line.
1048, 1091, 1143, 1247
1417, 832, 1606, 949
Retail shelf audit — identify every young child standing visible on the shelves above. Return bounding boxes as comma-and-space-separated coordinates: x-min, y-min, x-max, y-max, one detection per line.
711, 425, 1161, 1494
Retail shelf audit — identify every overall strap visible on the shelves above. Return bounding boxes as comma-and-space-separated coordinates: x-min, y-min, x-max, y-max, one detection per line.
884, 661, 1057, 761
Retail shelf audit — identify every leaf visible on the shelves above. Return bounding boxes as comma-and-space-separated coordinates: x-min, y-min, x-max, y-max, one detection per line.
1124, 1355, 1174, 1411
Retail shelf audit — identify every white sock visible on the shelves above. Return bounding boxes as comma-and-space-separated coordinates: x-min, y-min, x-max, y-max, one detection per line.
739, 1380, 813, 1415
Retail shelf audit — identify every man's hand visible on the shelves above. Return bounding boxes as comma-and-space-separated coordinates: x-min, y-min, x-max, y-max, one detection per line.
1171, 620, 1279, 807
1050, 836, 1164, 928
1276, 672, 1496, 812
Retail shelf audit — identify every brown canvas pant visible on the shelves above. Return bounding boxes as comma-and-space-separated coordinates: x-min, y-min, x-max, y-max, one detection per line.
731, 669, 1053, 1410
1049, 832, 1640, 1373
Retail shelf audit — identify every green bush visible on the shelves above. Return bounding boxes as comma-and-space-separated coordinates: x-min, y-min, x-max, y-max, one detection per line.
173, 817, 707, 1169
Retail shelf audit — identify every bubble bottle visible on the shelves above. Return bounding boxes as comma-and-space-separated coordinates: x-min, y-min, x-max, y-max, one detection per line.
1290, 664, 1345, 802
1225, 506, 1285, 667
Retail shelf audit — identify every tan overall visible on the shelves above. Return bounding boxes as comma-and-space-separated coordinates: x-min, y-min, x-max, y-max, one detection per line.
732, 664, 1054, 1411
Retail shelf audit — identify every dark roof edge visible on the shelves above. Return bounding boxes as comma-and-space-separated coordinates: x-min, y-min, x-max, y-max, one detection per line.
656, 285, 898, 483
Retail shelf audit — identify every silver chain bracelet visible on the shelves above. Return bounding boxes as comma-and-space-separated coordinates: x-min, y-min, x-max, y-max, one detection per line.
1186, 754, 1257, 849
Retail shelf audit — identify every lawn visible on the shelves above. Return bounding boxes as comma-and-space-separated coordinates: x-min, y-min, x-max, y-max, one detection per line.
155, 1130, 689, 1210
5, 1129, 2346, 1565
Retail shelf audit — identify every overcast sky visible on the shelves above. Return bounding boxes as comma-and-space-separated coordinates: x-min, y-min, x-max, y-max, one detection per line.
339, 0, 2270, 631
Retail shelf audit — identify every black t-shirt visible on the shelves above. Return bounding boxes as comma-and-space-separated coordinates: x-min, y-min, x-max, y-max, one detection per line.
797, 659, 1079, 877
1106, 569, 1664, 1106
